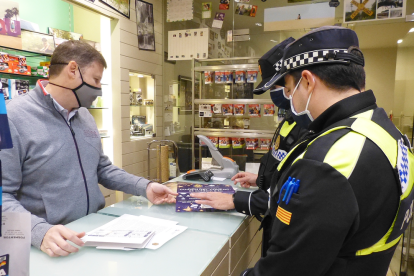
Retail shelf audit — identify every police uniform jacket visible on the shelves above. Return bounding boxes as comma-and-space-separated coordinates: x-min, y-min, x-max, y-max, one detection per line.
242, 90, 400, 276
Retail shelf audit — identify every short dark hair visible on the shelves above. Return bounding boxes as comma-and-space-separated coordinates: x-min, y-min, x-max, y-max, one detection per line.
290, 48, 365, 92
49, 40, 107, 78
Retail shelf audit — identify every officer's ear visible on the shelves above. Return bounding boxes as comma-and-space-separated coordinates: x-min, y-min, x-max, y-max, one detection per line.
301, 70, 316, 96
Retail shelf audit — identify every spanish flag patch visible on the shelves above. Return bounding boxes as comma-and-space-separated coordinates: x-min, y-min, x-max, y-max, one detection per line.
276, 206, 292, 225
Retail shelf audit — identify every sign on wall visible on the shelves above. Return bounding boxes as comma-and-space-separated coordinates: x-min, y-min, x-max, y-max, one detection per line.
264, 3, 335, 32
167, 0, 193, 22
344, 0, 406, 23
168, 28, 208, 60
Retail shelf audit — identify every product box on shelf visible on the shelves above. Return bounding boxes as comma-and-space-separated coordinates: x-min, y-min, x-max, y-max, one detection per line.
199, 104, 212, 117
1, 78, 10, 100
260, 138, 272, 150
263, 104, 275, 116
248, 104, 261, 117
208, 136, 218, 147
205, 71, 212, 84
40, 61, 51, 67
219, 137, 231, 148
235, 70, 245, 83
222, 104, 233, 115
0, 61, 14, 73
246, 138, 258, 150
36, 66, 49, 78
246, 70, 258, 83
215, 71, 223, 84
0, 52, 9, 62
224, 71, 233, 83
8, 79, 30, 99
234, 104, 245, 115
212, 104, 222, 114
232, 137, 244, 149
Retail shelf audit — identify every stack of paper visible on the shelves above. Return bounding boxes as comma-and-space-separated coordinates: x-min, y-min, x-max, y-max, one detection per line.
82, 214, 187, 250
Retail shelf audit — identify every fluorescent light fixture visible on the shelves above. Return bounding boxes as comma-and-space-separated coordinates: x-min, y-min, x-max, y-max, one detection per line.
129, 73, 134, 76
255, 23, 262, 26
270, 39, 278, 42
138, 74, 144, 78
409, 28, 414, 33
397, 39, 403, 44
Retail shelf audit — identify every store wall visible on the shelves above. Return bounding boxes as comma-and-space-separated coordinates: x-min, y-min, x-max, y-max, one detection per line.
363, 47, 397, 115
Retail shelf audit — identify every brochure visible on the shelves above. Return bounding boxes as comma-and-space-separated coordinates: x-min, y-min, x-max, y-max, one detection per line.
263, 104, 275, 116
235, 70, 245, 83
246, 138, 259, 149
82, 214, 187, 250
222, 104, 233, 115
219, 137, 231, 148
176, 183, 235, 212
234, 104, 245, 115
248, 104, 261, 117
199, 104, 212, 117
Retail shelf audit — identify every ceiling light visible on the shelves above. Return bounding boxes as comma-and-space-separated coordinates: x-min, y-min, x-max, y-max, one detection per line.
138, 74, 144, 78
409, 28, 414, 33
255, 23, 262, 26
270, 40, 278, 43
129, 73, 134, 76
397, 39, 403, 44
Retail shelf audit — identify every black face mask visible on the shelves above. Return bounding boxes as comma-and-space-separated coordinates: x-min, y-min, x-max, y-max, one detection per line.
49, 65, 102, 108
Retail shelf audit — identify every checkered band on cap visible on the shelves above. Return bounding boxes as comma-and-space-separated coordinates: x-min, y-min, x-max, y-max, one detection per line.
284, 49, 348, 71
274, 58, 283, 72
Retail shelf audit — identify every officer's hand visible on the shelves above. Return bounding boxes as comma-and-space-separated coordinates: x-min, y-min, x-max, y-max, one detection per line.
231, 172, 258, 188
40, 225, 85, 257
146, 182, 178, 204
191, 192, 235, 210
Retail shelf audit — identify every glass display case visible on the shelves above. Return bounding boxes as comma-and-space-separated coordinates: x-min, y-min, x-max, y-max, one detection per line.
129, 72, 155, 139
191, 57, 281, 171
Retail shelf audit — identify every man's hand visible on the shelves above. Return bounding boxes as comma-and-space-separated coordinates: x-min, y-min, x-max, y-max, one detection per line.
191, 192, 235, 210
146, 182, 178, 204
40, 225, 85, 257
231, 172, 258, 188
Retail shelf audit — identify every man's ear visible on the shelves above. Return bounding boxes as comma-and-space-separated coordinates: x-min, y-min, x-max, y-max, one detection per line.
67, 61, 78, 80
301, 70, 316, 95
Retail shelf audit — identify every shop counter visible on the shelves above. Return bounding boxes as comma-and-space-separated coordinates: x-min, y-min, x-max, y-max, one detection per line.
30, 177, 262, 276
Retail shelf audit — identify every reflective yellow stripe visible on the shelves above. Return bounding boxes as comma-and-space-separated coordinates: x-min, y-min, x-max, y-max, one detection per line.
280, 121, 296, 138
350, 109, 374, 120
277, 140, 306, 171
324, 132, 366, 178
356, 235, 402, 256
351, 118, 397, 167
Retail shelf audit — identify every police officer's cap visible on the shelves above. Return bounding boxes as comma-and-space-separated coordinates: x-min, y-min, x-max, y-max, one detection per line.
253, 37, 294, 94
271, 26, 365, 87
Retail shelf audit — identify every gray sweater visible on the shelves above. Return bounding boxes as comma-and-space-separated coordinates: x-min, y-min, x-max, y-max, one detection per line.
1, 85, 150, 249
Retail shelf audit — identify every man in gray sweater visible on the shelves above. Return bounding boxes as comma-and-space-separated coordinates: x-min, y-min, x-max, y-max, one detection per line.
1, 41, 177, 257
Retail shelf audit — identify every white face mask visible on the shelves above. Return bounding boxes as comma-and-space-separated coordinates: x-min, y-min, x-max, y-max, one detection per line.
289, 76, 314, 129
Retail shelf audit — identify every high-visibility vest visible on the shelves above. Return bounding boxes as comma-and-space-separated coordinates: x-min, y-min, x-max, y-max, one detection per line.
277, 109, 414, 256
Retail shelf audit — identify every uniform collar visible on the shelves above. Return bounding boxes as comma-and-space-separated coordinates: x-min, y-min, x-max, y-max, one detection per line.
309, 90, 377, 133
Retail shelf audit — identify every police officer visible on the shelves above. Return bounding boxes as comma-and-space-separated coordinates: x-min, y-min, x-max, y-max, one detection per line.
191, 38, 307, 255
241, 26, 410, 276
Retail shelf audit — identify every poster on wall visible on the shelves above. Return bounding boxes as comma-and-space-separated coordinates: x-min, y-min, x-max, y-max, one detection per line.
264, 3, 335, 31
48, 27, 83, 47
202, 2, 212, 19
167, 0, 194, 22
21, 30, 55, 54
344, 0, 405, 23
136, 0, 155, 51
0, 0, 22, 49
168, 28, 208, 60
212, 12, 225, 28
99, 0, 130, 18
219, 0, 229, 10
235, 3, 257, 17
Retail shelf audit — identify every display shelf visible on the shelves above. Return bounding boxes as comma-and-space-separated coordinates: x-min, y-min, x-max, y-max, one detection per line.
130, 105, 154, 107
191, 57, 277, 169
0, 72, 47, 80
0, 46, 53, 57
194, 99, 273, 105
194, 128, 274, 139
88, 107, 109, 110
